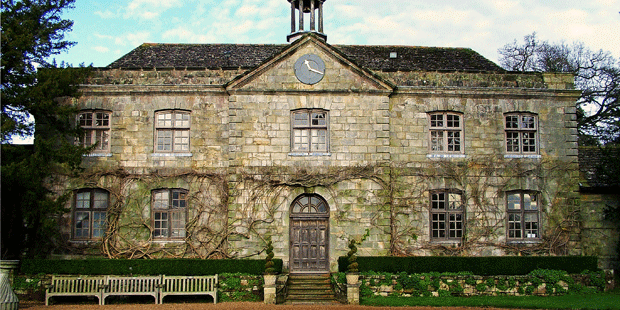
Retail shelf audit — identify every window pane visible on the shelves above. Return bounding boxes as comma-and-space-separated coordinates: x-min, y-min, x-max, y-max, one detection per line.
75, 211, 90, 238
294, 112, 309, 127
153, 191, 169, 209
170, 211, 186, 238
293, 129, 309, 151
446, 114, 460, 128
95, 112, 109, 127
506, 132, 520, 152
76, 192, 91, 209
430, 130, 444, 151
157, 113, 173, 127
431, 193, 445, 209
172, 190, 187, 209
93, 190, 108, 209
311, 112, 326, 126
157, 130, 173, 151
449, 213, 463, 238
430, 114, 443, 128
175, 112, 190, 128
79, 113, 92, 127
174, 130, 190, 151
505, 115, 519, 129
448, 193, 461, 209
92, 211, 106, 238
524, 213, 538, 238
95, 130, 109, 151
447, 131, 460, 152
154, 212, 168, 238
521, 115, 535, 129
311, 129, 327, 152
522, 132, 536, 153
507, 193, 521, 210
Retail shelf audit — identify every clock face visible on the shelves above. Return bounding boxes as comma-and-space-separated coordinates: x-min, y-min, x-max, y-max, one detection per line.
294, 54, 325, 85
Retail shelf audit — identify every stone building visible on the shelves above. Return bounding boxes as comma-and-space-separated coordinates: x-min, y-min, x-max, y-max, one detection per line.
54, 0, 603, 272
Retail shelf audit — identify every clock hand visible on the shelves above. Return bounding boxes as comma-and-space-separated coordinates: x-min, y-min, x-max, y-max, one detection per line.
304, 60, 324, 75
309, 67, 324, 75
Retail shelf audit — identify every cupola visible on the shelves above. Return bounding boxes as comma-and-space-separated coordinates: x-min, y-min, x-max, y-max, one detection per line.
287, 0, 327, 43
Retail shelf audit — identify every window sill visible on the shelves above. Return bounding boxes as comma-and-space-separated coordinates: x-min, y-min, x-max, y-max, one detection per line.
288, 152, 332, 157
430, 240, 462, 245
152, 239, 185, 243
427, 154, 466, 159
506, 239, 542, 244
83, 153, 112, 157
151, 153, 193, 157
504, 154, 541, 159
69, 239, 102, 244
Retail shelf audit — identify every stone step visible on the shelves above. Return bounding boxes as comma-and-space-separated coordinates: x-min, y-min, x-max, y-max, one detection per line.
286, 273, 338, 305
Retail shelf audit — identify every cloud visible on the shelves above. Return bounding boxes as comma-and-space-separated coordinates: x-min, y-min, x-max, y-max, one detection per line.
114, 32, 152, 47
93, 46, 110, 53
124, 0, 184, 20
94, 10, 116, 19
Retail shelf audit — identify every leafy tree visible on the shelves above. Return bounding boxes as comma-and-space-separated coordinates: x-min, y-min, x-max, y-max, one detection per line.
1, 0, 90, 259
498, 32, 620, 145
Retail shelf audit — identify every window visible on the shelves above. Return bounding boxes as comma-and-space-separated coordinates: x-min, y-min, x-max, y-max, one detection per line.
429, 112, 463, 153
505, 113, 538, 154
74, 189, 109, 240
155, 110, 190, 153
430, 190, 464, 241
506, 191, 540, 240
291, 109, 328, 153
78, 110, 111, 152
152, 189, 187, 239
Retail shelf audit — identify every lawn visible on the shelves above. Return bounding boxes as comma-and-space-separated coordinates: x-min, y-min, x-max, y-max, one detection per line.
361, 293, 620, 310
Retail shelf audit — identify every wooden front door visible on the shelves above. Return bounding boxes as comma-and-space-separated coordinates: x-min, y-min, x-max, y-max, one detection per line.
290, 194, 329, 273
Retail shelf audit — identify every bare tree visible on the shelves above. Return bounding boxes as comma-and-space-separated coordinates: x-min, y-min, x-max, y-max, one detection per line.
499, 33, 619, 145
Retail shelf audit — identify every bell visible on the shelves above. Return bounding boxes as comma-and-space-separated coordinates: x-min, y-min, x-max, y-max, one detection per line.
302, 0, 312, 12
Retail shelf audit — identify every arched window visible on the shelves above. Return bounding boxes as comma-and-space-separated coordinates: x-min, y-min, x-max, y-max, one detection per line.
291, 194, 328, 214
74, 188, 109, 240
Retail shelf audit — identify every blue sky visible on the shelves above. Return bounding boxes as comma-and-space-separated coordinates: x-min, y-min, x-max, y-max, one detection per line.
56, 0, 620, 67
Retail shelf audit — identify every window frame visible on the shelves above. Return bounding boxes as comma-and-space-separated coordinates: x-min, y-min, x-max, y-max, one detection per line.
151, 188, 188, 240
428, 112, 464, 154
291, 109, 329, 154
154, 110, 191, 153
506, 190, 541, 241
429, 189, 465, 241
504, 112, 538, 155
77, 110, 111, 153
73, 188, 109, 240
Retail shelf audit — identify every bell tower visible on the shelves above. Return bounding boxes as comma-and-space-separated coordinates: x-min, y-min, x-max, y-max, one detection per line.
287, 0, 327, 43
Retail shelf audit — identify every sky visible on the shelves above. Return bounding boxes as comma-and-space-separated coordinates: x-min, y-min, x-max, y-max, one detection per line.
55, 0, 620, 68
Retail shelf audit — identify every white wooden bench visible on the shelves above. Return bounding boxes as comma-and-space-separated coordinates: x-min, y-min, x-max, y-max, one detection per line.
101, 275, 161, 304
45, 275, 106, 306
159, 275, 218, 304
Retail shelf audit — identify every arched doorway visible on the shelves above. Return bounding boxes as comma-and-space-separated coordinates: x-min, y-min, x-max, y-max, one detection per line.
289, 194, 329, 273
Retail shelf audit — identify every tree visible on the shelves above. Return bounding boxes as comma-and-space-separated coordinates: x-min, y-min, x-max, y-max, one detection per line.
498, 33, 620, 145
1, 0, 90, 259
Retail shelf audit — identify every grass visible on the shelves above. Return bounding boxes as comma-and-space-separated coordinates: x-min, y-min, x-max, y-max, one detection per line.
361, 293, 620, 309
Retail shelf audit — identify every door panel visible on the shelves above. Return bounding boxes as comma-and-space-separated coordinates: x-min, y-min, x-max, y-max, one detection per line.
290, 219, 329, 272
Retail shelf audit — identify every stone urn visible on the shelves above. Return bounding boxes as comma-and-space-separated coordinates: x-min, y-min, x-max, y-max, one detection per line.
346, 273, 359, 285
263, 274, 277, 286
0, 260, 19, 310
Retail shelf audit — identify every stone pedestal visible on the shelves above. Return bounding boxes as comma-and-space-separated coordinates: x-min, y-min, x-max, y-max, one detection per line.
263, 275, 277, 304
346, 273, 360, 305
0, 261, 19, 310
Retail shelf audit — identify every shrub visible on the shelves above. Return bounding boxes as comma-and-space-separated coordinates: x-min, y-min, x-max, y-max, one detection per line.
21, 258, 283, 275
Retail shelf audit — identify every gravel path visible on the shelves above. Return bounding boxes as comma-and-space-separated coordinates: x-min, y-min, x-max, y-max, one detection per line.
21, 301, 518, 310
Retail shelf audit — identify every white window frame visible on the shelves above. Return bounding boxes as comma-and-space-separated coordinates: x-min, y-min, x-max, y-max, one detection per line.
428, 112, 464, 154
155, 110, 190, 153
291, 109, 329, 154
505, 113, 538, 155
78, 110, 111, 153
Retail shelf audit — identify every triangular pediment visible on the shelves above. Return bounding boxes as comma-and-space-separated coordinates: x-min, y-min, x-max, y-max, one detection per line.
226, 34, 394, 93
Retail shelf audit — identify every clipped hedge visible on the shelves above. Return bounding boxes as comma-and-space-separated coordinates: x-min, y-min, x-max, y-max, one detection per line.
21, 258, 283, 276
337, 256, 598, 275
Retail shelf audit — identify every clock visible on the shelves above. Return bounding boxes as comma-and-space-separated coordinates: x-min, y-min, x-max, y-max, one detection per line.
294, 54, 325, 85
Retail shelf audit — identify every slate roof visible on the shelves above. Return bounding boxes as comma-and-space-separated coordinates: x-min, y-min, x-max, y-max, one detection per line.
107, 43, 504, 72
579, 146, 620, 189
